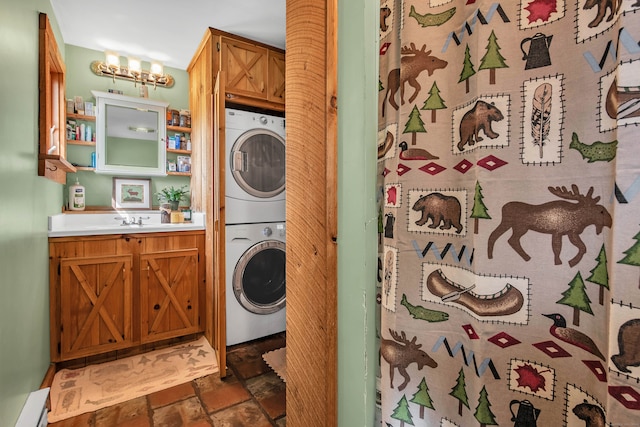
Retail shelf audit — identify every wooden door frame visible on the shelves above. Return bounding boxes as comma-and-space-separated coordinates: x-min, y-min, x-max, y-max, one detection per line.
285, 0, 338, 426
199, 1, 338, 423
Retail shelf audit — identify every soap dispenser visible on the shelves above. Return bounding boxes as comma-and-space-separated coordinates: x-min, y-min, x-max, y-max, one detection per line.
68, 177, 86, 211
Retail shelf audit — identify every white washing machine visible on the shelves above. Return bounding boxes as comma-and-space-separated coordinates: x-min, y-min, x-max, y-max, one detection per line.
225, 108, 286, 225
226, 222, 286, 346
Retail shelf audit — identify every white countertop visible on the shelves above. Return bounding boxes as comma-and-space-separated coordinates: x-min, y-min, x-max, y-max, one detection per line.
48, 211, 205, 237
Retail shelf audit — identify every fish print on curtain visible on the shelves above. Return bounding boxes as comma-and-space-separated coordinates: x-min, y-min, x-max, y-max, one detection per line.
377, 1, 640, 426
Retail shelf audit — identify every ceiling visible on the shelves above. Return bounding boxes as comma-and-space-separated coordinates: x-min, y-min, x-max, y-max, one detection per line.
50, 0, 286, 71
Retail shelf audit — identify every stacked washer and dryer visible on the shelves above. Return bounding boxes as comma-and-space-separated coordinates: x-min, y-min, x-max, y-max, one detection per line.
224, 108, 287, 346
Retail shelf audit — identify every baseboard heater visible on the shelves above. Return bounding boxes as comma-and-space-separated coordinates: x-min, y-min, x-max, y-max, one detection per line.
15, 388, 49, 427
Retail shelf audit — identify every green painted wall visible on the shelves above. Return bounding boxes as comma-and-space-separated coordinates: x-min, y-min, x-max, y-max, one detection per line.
0, 1, 65, 425
337, 0, 378, 425
64, 45, 192, 208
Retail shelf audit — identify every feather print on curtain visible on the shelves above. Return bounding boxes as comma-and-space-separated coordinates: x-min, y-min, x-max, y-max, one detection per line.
377, 1, 640, 426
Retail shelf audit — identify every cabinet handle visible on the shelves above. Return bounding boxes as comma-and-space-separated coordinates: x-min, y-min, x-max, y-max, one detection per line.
153, 304, 160, 310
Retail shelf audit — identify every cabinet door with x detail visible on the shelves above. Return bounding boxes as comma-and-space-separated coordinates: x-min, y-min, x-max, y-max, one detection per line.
140, 248, 200, 343
221, 37, 268, 100
60, 255, 133, 360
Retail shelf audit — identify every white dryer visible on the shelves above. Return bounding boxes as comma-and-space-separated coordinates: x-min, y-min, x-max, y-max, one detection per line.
225, 108, 286, 224
226, 222, 286, 346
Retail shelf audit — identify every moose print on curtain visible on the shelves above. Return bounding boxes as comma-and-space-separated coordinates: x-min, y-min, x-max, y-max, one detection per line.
377, 1, 640, 426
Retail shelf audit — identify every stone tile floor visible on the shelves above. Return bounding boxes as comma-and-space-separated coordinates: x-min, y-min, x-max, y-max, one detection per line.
48, 333, 286, 427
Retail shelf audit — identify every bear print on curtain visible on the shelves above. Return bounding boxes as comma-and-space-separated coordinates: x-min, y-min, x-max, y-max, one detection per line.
377, 1, 640, 426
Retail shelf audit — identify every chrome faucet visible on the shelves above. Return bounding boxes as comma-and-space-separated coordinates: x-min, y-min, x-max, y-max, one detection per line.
115, 216, 131, 226
115, 216, 147, 226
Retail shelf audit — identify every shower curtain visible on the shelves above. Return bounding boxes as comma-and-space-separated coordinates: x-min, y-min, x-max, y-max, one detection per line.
377, 1, 640, 426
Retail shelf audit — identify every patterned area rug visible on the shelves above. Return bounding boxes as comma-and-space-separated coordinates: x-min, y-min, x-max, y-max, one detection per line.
48, 336, 218, 423
262, 347, 286, 382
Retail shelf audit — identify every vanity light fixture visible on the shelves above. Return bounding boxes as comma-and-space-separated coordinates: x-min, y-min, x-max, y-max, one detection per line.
90, 51, 174, 88
150, 60, 163, 77
127, 56, 142, 81
105, 50, 120, 69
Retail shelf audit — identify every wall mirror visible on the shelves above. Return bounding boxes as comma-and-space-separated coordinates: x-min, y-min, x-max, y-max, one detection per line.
38, 12, 75, 184
93, 91, 168, 176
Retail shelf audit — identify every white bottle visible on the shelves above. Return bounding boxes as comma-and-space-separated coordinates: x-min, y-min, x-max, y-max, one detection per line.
68, 178, 86, 211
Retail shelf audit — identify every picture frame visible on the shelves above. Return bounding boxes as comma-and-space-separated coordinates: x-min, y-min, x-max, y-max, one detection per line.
112, 177, 152, 210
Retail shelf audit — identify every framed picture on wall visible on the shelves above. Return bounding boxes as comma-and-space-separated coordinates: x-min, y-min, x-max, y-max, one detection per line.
112, 177, 152, 210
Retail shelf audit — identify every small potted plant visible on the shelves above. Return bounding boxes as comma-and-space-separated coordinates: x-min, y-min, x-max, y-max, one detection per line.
156, 185, 189, 211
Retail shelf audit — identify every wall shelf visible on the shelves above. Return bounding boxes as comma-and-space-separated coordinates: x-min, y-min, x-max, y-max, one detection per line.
166, 125, 191, 175
68, 113, 96, 122
167, 148, 191, 155
167, 125, 191, 133
67, 140, 96, 147
38, 154, 77, 173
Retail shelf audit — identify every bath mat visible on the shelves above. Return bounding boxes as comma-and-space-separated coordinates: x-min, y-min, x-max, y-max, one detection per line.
262, 347, 287, 383
48, 336, 218, 423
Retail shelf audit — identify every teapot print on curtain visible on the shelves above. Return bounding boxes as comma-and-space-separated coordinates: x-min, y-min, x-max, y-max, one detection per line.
520, 33, 553, 70
377, 1, 640, 426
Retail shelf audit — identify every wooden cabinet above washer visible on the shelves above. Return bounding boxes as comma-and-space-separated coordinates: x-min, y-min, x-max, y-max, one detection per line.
221, 37, 269, 101
189, 27, 285, 112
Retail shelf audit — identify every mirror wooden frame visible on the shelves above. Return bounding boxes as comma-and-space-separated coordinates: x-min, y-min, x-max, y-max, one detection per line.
38, 13, 76, 184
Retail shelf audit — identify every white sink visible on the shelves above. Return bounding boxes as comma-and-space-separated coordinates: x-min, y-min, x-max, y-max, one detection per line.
48, 211, 205, 237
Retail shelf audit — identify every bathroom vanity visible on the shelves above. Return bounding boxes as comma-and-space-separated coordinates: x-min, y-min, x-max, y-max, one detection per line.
48, 212, 206, 362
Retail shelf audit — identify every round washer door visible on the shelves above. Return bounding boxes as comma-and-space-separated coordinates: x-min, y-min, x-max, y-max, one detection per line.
233, 240, 286, 314
230, 128, 285, 198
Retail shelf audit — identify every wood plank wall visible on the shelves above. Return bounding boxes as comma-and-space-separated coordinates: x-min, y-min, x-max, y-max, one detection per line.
285, 0, 338, 426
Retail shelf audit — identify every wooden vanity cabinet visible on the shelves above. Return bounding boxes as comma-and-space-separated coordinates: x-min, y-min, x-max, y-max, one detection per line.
49, 231, 205, 362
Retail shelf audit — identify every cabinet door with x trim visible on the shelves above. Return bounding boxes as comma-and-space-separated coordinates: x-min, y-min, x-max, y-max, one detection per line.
140, 249, 200, 343
221, 37, 268, 100
60, 255, 133, 360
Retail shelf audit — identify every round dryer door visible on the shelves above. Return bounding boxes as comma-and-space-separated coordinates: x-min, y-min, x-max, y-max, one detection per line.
233, 240, 286, 314
230, 129, 285, 198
